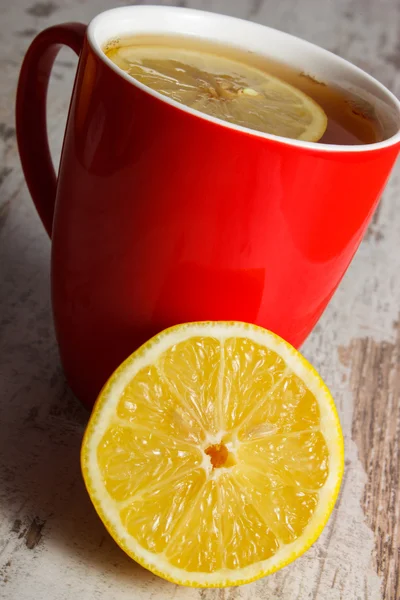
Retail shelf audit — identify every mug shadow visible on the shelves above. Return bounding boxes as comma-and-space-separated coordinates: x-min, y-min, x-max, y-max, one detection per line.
0, 221, 178, 596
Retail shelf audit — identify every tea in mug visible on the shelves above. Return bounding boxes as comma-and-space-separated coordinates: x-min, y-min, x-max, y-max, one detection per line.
104, 35, 384, 145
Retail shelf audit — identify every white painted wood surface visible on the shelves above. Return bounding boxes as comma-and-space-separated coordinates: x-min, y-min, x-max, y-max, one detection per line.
1, 1, 399, 598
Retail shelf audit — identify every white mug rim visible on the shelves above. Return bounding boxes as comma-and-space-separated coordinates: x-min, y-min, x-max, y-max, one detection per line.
87, 4, 400, 154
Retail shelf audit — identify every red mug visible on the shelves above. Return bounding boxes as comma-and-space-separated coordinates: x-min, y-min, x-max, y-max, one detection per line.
16, 6, 400, 409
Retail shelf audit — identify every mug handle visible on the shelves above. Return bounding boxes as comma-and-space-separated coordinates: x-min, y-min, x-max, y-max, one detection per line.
16, 23, 86, 238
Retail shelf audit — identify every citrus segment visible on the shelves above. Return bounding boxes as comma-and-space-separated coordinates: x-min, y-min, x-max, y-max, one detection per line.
166, 478, 223, 572
97, 425, 203, 502
159, 337, 222, 435
116, 364, 204, 443
120, 469, 206, 555
221, 337, 287, 431
218, 473, 279, 569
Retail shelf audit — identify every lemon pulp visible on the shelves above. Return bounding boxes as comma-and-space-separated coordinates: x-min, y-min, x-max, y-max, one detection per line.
82, 322, 343, 587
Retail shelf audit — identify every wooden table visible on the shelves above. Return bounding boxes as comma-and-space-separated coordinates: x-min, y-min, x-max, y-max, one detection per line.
1, 1, 399, 598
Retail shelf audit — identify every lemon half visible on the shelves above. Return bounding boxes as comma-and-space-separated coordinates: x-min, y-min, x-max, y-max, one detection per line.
106, 46, 328, 142
81, 322, 344, 587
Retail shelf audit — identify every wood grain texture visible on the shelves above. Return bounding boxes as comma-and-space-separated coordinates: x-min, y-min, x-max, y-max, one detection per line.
340, 325, 400, 600
1, 0, 400, 599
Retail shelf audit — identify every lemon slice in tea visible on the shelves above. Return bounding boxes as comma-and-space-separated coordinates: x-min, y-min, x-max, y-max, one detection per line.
81, 322, 344, 587
106, 45, 328, 141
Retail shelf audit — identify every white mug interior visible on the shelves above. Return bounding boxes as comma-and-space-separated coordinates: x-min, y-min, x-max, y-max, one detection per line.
87, 4, 400, 152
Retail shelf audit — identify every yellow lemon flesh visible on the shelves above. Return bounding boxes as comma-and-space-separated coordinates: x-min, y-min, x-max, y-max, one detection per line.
106, 46, 328, 142
81, 322, 344, 587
